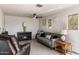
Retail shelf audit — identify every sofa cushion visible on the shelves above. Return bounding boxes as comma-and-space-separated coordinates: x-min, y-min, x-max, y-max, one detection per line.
53, 34, 63, 38
0, 39, 13, 55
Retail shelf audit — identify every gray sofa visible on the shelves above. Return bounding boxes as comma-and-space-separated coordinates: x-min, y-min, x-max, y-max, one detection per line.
36, 32, 62, 49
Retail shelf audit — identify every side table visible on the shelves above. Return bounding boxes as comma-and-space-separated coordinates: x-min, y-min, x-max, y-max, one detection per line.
54, 40, 72, 55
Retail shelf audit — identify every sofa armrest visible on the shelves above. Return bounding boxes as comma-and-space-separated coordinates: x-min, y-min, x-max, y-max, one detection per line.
51, 38, 57, 47
16, 43, 30, 55
19, 43, 30, 48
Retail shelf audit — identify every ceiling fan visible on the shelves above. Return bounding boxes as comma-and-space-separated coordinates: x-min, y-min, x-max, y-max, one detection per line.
33, 13, 42, 19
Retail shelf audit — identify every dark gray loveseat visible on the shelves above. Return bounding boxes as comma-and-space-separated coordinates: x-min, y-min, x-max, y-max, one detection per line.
0, 35, 30, 55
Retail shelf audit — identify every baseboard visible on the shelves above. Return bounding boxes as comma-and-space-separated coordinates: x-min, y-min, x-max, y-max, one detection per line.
71, 51, 79, 55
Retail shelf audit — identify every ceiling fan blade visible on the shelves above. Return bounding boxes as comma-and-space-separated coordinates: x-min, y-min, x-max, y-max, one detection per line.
33, 13, 42, 19
36, 16, 42, 18
33, 13, 36, 17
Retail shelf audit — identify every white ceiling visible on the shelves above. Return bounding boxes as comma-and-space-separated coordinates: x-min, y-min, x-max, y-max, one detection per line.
0, 4, 78, 17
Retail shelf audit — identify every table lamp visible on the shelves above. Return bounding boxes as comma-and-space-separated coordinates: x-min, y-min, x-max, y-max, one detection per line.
60, 30, 67, 41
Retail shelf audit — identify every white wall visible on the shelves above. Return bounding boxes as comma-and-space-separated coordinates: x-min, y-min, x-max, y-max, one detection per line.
39, 6, 79, 53
0, 9, 4, 33
39, 15, 67, 33
5, 15, 39, 38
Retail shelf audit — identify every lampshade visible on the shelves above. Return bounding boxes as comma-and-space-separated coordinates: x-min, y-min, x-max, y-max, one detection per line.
61, 30, 67, 35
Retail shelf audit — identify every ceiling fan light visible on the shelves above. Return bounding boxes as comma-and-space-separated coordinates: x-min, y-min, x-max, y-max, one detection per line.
33, 16, 36, 20
36, 4, 43, 8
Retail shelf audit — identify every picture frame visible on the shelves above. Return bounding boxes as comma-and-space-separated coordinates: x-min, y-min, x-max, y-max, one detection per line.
48, 19, 52, 29
68, 13, 78, 30
42, 19, 46, 26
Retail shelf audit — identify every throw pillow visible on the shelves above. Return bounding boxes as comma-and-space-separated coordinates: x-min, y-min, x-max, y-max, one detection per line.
40, 33, 45, 37
46, 35, 51, 39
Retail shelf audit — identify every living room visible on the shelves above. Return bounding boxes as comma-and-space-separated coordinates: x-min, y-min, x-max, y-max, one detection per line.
0, 4, 79, 55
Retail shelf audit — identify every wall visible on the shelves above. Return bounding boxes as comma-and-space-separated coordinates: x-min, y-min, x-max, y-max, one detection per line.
5, 15, 39, 38
0, 9, 4, 33
39, 6, 79, 53
39, 15, 67, 33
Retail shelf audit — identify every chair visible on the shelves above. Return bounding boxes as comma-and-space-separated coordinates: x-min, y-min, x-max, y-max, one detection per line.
1, 31, 8, 35
0, 35, 30, 55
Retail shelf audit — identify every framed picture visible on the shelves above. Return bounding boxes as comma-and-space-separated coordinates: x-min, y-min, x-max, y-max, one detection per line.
48, 19, 52, 29
68, 13, 78, 30
42, 19, 46, 26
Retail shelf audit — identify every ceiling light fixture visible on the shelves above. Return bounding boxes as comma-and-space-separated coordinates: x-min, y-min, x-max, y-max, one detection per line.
33, 13, 42, 19
36, 4, 43, 8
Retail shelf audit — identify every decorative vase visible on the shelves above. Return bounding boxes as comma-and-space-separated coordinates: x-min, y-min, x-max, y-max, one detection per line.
22, 22, 26, 32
